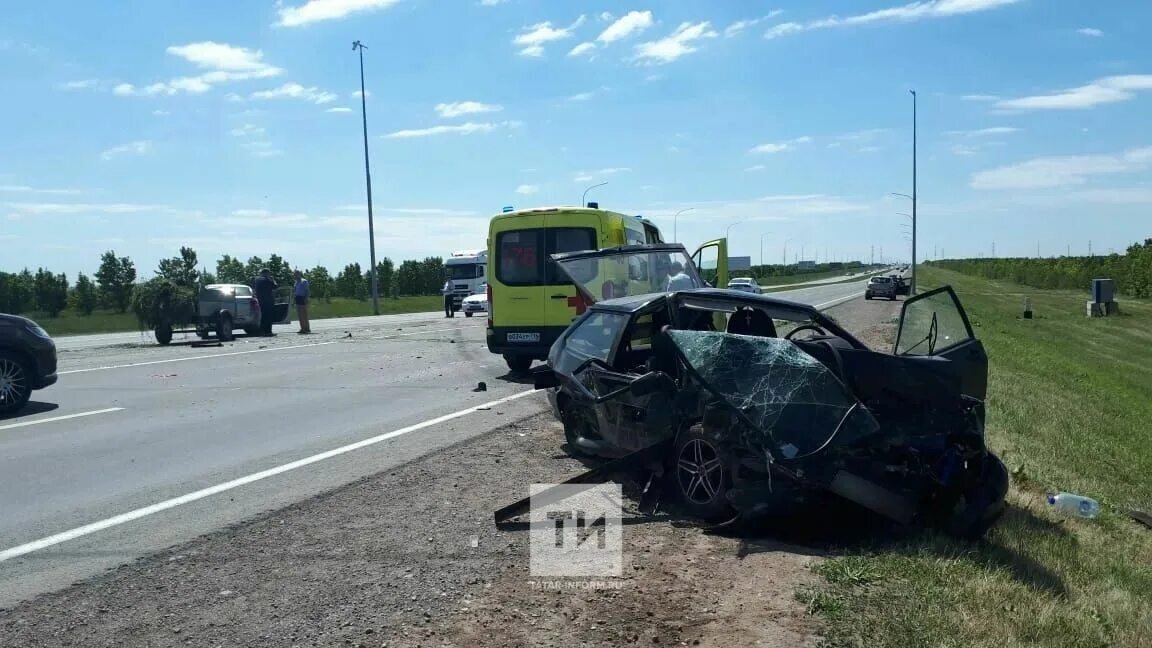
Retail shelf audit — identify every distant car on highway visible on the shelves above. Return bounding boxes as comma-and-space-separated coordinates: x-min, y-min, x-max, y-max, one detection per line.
462, 286, 488, 317
865, 276, 897, 300
726, 277, 761, 294
0, 313, 58, 415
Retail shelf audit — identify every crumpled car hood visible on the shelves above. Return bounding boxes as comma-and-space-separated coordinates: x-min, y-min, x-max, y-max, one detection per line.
666, 330, 880, 460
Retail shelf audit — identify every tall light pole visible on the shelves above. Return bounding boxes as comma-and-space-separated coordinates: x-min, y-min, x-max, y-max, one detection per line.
759, 232, 773, 268
673, 207, 694, 243
581, 181, 607, 208
783, 238, 793, 266
910, 89, 918, 294
726, 221, 744, 240
353, 40, 380, 315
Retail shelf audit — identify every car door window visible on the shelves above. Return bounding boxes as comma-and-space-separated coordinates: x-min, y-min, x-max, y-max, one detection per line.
895, 287, 974, 356
555, 312, 629, 374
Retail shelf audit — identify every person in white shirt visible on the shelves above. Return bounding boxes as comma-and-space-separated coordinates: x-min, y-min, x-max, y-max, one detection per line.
664, 262, 696, 291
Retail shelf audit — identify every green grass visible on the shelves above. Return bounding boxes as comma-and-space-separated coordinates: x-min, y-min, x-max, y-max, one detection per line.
29, 296, 445, 337
809, 267, 1152, 648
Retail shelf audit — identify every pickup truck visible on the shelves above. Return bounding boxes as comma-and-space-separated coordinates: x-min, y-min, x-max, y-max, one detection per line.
153, 283, 292, 344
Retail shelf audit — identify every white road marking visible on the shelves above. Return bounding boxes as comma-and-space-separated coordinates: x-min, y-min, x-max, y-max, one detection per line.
815, 292, 865, 310
0, 408, 125, 431
0, 390, 538, 563
58, 341, 339, 375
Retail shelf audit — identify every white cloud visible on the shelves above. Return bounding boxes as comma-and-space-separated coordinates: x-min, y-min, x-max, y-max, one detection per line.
250, 82, 338, 104
513, 15, 587, 56
961, 94, 999, 102
434, 101, 503, 118
326, 107, 353, 113
225, 93, 245, 103
1077, 27, 1103, 37
251, 149, 283, 158
515, 184, 539, 195
113, 42, 282, 97
945, 126, 1020, 137
750, 135, 812, 154
0, 185, 86, 195
568, 42, 597, 57
995, 75, 1152, 111
633, 22, 718, 65
59, 79, 99, 90
597, 10, 653, 43
951, 144, 979, 157
230, 123, 266, 137
276, 0, 401, 27
744, 165, 766, 172
764, 0, 1021, 39
565, 90, 597, 102
352, 89, 371, 98
572, 167, 631, 182
383, 121, 518, 138
479, 0, 506, 4
3, 201, 165, 215
724, 10, 784, 37
970, 146, 1152, 190
100, 140, 152, 161
152, 109, 170, 116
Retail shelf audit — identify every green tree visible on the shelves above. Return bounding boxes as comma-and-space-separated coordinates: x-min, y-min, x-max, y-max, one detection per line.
243, 256, 266, 285
33, 268, 69, 317
267, 254, 293, 286
376, 258, 395, 299
0, 270, 36, 314
336, 263, 365, 299
70, 272, 98, 315
95, 251, 137, 313
307, 266, 333, 303
215, 255, 247, 283
156, 246, 200, 288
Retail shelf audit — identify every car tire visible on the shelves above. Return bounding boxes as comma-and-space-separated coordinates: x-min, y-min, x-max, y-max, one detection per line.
464, 312, 474, 318
217, 313, 235, 342
942, 454, 1009, 540
865, 293, 872, 300
155, 322, 173, 346
0, 351, 33, 415
671, 424, 735, 521
504, 355, 532, 373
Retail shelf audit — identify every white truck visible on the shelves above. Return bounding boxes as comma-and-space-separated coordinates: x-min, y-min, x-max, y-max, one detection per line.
442, 249, 487, 315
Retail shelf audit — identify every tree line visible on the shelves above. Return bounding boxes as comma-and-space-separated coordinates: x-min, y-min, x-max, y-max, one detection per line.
930, 238, 1152, 298
0, 247, 450, 318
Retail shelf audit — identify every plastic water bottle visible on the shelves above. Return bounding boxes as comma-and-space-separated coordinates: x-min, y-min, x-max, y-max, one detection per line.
1046, 493, 1100, 519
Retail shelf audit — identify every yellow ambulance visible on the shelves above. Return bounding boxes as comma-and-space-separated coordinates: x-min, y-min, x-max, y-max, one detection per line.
486, 204, 727, 372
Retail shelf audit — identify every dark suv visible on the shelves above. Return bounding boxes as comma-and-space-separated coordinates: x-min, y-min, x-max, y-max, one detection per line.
0, 314, 59, 415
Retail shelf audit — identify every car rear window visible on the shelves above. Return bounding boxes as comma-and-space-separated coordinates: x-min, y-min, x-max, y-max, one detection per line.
496, 227, 597, 286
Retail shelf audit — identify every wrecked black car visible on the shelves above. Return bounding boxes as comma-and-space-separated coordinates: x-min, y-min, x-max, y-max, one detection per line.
527, 244, 1008, 539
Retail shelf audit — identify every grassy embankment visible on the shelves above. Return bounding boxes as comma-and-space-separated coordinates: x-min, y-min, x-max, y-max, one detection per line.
804, 266, 1152, 648
29, 296, 444, 336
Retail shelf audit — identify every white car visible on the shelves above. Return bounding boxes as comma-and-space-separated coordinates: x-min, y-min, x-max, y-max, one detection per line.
726, 277, 761, 294
462, 291, 488, 317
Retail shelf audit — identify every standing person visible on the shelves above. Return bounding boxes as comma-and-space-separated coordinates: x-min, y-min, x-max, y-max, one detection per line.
665, 261, 696, 291
254, 268, 278, 337
442, 278, 454, 318
293, 270, 311, 334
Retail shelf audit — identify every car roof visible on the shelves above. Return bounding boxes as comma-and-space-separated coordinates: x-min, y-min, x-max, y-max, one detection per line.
728, 277, 754, 283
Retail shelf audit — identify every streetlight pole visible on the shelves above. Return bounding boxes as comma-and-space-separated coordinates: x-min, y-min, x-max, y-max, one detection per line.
673, 207, 694, 243
759, 233, 772, 269
353, 40, 380, 315
783, 238, 793, 266
581, 181, 607, 208
910, 89, 918, 294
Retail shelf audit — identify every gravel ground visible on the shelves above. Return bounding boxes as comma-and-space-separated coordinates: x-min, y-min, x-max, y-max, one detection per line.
0, 297, 903, 648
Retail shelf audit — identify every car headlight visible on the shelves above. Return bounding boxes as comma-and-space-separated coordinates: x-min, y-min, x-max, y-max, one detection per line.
27, 324, 52, 339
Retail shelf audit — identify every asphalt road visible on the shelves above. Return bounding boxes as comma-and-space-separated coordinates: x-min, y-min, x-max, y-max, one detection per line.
0, 277, 874, 607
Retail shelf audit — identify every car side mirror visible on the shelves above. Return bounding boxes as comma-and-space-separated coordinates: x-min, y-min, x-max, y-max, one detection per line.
532, 366, 559, 390
630, 371, 674, 397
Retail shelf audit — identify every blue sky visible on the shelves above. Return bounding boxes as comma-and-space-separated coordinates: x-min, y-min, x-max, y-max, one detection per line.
1, 0, 1150, 279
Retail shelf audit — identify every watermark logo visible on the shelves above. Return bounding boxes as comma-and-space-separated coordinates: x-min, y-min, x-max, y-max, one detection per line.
529, 483, 622, 577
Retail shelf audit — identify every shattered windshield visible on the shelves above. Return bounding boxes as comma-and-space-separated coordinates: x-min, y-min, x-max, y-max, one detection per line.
667, 330, 879, 459
553, 248, 703, 303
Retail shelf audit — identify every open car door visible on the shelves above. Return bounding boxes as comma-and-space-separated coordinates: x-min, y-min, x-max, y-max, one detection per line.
550, 244, 705, 305
273, 285, 293, 325
893, 285, 987, 400
690, 238, 728, 289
